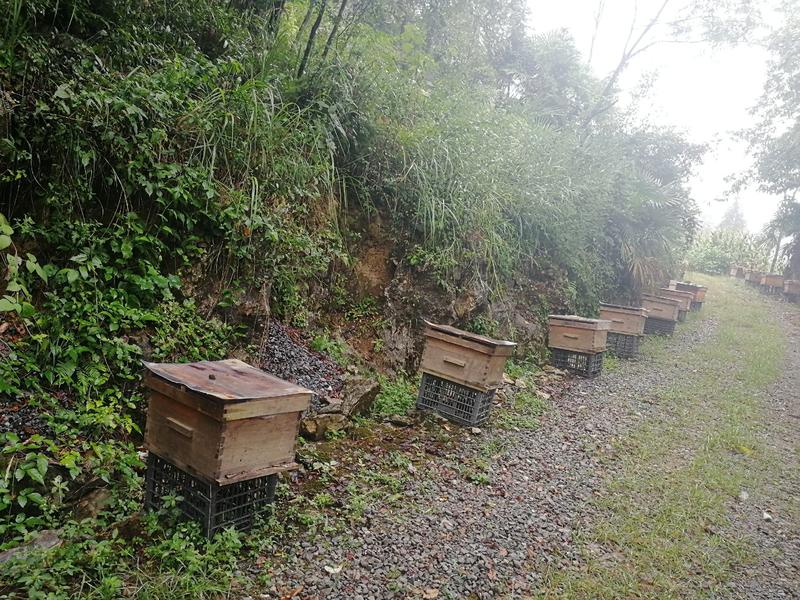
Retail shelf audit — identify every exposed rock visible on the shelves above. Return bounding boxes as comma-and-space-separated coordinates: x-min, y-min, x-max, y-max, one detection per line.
0, 529, 62, 564
318, 398, 344, 414
339, 376, 380, 417
387, 414, 413, 427
73, 487, 113, 519
300, 414, 347, 440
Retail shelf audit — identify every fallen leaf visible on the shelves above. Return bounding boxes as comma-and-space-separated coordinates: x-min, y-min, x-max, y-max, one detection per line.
280, 585, 303, 600
324, 564, 343, 575
422, 588, 439, 599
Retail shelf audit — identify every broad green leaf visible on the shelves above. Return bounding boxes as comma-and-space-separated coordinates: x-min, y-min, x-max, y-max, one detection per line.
0, 297, 18, 312
53, 83, 73, 99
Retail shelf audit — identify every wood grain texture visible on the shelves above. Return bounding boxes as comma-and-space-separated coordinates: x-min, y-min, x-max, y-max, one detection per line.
420, 329, 514, 391
599, 306, 647, 336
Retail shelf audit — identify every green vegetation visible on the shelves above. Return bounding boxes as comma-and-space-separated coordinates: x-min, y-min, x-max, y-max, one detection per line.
541, 275, 787, 598
371, 375, 417, 418
496, 389, 549, 430
686, 228, 773, 274
0, 0, 784, 596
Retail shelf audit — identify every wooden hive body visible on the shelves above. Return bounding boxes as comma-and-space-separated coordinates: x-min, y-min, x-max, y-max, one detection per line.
548, 315, 611, 354
785, 280, 800, 294
143, 359, 311, 485
745, 270, 763, 283
419, 322, 516, 392
598, 304, 648, 336
657, 288, 693, 311
673, 281, 707, 302
641, 294, 681, 322
761, 274, 784, 287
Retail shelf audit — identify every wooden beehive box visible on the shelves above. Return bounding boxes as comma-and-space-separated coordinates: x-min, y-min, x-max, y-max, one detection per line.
745, 270, 763, 284
548, 315, 611, 354
420, 321, 516, 392
658, 288, 693, 311
143, 359, 311, 485
673, 281, 707, 302
785, 280, 800, 294
598, 304, 648, 336
729, 266, 744, 277
761, 274, 784, 287
641, 294, 681, 322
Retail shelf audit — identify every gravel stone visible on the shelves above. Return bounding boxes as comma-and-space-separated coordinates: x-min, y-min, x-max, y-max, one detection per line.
260, 314, 724, 598
259, 320, 344, 410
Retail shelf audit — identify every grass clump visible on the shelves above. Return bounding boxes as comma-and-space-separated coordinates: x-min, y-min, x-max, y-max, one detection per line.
496, 390, 549, 430
371, 375, 418, 418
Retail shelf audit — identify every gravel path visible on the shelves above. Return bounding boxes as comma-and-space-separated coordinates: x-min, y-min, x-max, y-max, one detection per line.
260, 315, 721, 599
725, 298, 800, 600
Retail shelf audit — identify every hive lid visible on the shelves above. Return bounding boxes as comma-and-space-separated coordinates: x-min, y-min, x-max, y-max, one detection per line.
641, 293, 681, 305
673, 281, 706, 290
143, 359, 313, 404
423, 320, 517, 349
658, 287, 694, 297
548, 315, 612, 330
599, 303, 648, 316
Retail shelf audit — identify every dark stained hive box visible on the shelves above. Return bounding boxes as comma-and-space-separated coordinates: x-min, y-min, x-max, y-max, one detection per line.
672, 281, 707, 302
420, 321, 516, 392
143, 359, 311, 485
785, 280, 800, 294
548, 315, 611, 354
598, 304, 648, 336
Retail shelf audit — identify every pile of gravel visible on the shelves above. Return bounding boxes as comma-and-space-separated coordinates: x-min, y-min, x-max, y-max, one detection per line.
0, 398, 51, 439
259, 321, 344, 411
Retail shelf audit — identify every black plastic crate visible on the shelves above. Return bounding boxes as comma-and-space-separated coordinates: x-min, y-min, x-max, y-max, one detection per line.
786, 293, 799, 304
550, 348, 604, 378
690, 301, 703, 310
644, 317, 676, 336
144, 453, 277, 538
417, 373, 495, 426
677, 309, 688, 322
606, 332, 641, 359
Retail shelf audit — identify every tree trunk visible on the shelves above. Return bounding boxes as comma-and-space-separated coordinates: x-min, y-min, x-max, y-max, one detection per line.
297, 0, 327, 78
267, 0, 286, 36
321, 0, 348, 61
770, 231, 782, 273
293, 0, 318, 50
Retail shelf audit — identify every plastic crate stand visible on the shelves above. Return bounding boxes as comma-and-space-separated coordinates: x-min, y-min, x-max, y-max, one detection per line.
145, 453, 277, 538
786, 293, 799, 304
606, 332, 641, 359
678, 309, 688, 322
550, 348, 604, 378
690, 301, 703, 311
416, 373, 495, 426
644, 317, 676, 336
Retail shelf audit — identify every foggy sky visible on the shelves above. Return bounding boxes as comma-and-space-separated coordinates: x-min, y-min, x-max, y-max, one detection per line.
528, 0, 781, 232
